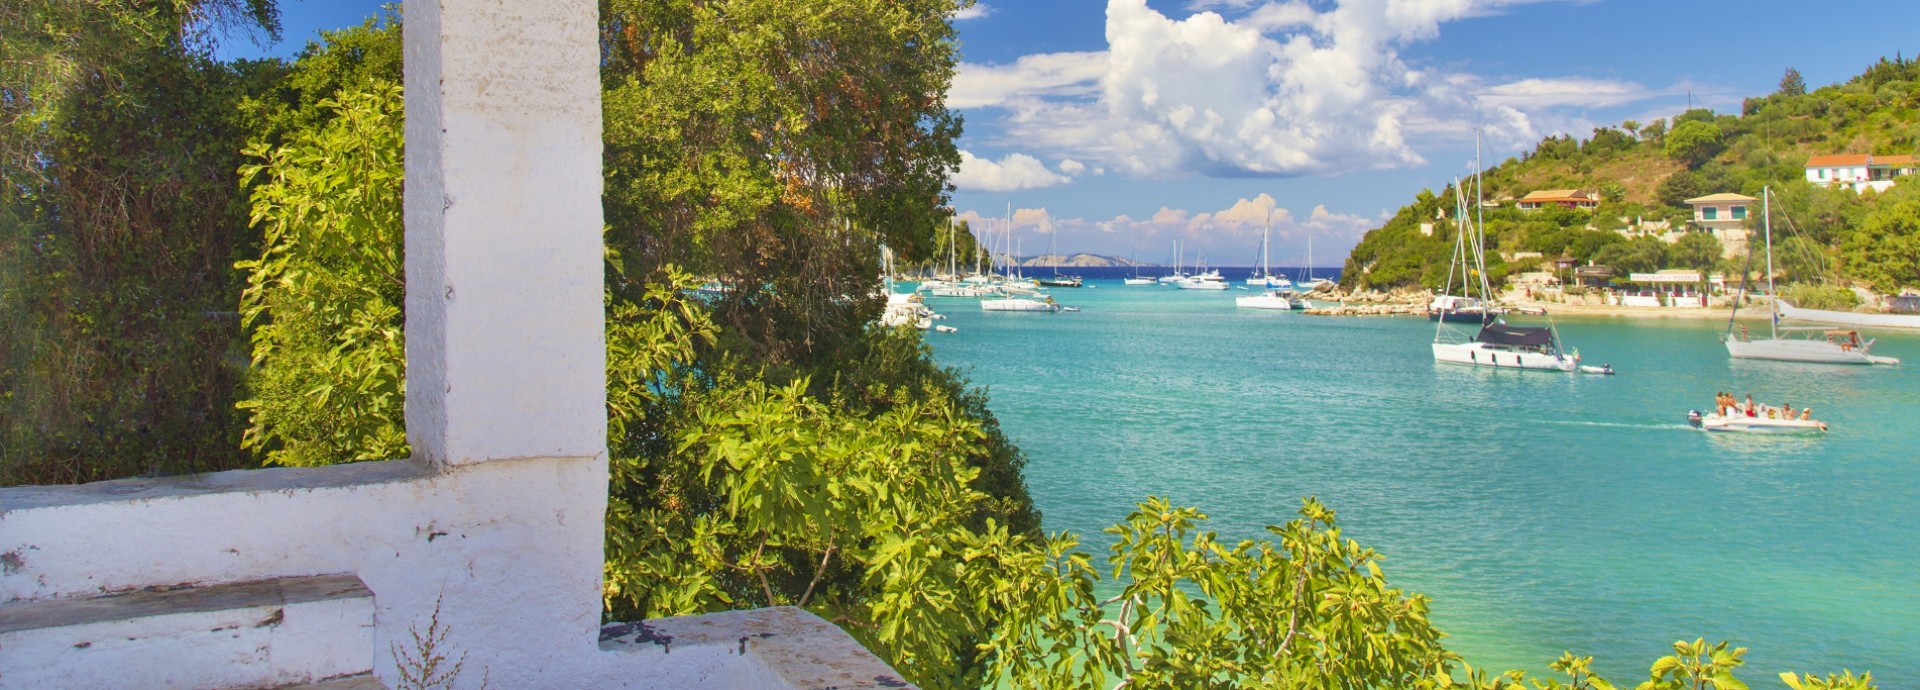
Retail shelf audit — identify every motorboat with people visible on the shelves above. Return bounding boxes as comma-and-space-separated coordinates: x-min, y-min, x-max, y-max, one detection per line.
1689, 409, 1826, 434
1690, 393, 1827, 434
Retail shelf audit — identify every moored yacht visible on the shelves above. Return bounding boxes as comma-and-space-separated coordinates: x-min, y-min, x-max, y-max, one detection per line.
1236, 289, 1304, 310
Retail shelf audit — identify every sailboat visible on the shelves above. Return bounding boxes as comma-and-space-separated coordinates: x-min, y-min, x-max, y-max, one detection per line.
1123, 245, 1156, 285
1431, 161, 1579, 372
1246, 212, 1294, 289
1296, 236, 1333, 292
982, 206, 1061, 312
1723, 187, 1899, 365
1158, 240, 1189, 284
1035, 219, 1082, 287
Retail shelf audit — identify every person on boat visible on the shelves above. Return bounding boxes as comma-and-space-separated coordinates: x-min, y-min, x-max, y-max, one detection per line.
1782, 403, 1795, 419
1801, 408, 1813, 421
1744, 394, 1757, 417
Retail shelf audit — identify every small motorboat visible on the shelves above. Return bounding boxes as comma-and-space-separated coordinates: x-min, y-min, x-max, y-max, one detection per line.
1578, 364, 1614, 375
1688, 409, 1827, 434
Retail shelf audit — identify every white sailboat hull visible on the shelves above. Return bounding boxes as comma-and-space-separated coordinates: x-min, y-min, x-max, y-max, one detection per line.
927, 286, 995, 298
1778, 301, 1920, 330
1724, 337, 1898, 365
1236, 293, 1302, 310
981, 298, 1057, 312
1432, 342, 1578, 372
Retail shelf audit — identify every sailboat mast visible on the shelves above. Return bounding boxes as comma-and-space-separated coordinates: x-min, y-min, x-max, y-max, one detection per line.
1261, 211, 1272, 279
1764, 185, 1777, 339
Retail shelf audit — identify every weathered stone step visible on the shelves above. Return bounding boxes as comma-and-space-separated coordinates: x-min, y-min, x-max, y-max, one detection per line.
0, 573, 374, 689
274, 672, 387, 689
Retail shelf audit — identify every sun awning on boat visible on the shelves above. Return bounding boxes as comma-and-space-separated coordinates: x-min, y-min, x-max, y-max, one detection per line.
1475, 322, 1554, 346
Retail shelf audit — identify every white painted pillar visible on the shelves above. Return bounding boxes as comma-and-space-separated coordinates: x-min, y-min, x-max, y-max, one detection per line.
403, 0, 606, 466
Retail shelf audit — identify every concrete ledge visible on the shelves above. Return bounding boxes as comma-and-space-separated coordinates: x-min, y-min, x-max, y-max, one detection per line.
601, 607, 915, 690
0, 573, 370, 634
275, 672, 388, 689
0, 574, 375, 689
0, 459, 435, 515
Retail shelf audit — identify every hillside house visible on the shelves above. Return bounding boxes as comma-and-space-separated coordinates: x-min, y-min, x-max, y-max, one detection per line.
1805, 153, 1916, 193
1515, 189, 1600, 210
1683, 192, 1756, 259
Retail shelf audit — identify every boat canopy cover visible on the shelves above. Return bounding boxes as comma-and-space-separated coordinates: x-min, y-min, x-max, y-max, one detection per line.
1476, 322, 1554, 346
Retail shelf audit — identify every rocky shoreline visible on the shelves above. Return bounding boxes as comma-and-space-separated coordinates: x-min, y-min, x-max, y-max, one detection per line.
1298, 287, 1773, 321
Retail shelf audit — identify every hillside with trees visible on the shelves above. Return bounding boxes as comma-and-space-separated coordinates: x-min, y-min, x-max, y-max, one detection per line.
1342, 57, 1920, 297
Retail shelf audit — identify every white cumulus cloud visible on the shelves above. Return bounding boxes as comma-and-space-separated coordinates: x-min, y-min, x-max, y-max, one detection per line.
954, 3, 992, 20
951, 51, 1107, 109
952, 151, 1073, 192
961, 0, 1659, 180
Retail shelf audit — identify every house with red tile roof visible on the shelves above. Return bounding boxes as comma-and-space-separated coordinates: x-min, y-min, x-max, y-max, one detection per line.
1515, 189, 1600, 210
1804, 153, 1915, 193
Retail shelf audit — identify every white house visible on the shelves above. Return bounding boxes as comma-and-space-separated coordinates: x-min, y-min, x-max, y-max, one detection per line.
1682, 192, 1757, 259
1805, 153, 1916, 193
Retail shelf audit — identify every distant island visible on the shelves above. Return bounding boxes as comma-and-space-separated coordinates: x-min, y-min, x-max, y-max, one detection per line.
1011, 253, 1147, 268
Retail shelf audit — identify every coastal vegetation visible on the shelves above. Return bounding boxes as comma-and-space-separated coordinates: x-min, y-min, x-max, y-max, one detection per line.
0, 2, 1889, 688
1343, 58, 1920, 296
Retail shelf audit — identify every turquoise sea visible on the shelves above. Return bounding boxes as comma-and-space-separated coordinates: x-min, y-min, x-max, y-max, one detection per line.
919, 270, 1920, 684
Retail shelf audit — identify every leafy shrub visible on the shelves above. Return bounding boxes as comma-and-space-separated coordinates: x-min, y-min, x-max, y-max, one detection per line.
236, 84, 407, 466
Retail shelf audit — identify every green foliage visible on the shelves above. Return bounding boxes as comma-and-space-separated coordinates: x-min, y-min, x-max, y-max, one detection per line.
1636, 638, 1748, 690
1657, 171, 1704, 209
235, 85, 407, 467
599, 0, 965, 368
1666, 120, 1726, 168
1779, 670, 1875, 690
1777, 284, 1859, 311
1837, 183, 1920, 291
981, 497, 1458, 689
2, 1, 282, 485
1592, 237, 1668, 274
602, 270, 1038, 688
1599, 181, 1629, 203
238, 9, 404, 147
1779, 68, 1806, 97
1668, 232, 1724, 272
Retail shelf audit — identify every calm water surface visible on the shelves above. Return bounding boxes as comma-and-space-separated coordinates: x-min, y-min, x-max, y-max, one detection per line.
920, 271, 1920, 683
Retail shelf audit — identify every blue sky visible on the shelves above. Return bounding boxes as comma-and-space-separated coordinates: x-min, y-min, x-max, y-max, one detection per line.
225, 0, 1919, 265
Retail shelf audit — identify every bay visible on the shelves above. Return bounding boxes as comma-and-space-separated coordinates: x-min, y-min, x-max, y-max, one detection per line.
921, 270, 1920, 683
